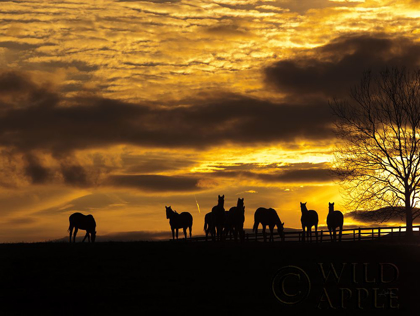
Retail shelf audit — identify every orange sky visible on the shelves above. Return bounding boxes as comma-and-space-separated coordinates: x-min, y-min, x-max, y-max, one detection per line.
0, 0, 419, 242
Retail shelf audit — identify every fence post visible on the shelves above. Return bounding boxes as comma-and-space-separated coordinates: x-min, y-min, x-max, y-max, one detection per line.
378, 228, 381, 239
298, 232, 301, 242
320, 230, 323, 243
358, 228, 361, 241
246, 233, 249, 242
353, 229, 356, 241
399, 226, 402, 239
372, 228, 374, 240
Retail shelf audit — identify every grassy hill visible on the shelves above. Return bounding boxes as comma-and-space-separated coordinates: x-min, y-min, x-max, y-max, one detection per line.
0, 240, 419, 315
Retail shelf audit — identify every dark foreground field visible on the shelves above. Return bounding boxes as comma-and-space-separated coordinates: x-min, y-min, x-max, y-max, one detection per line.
1, 240, 419, 316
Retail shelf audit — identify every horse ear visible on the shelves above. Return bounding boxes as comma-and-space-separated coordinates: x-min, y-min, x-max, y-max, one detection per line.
332, 202, 334, 205
222, 195, 224, 198
282, 222, 285, 226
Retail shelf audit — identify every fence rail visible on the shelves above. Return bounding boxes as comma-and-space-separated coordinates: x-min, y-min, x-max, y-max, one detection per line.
177, 225, 420, 243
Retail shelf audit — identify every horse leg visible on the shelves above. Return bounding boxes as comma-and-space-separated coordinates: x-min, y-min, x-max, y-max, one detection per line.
82, 231, 88, 242
172, 228, 175, 240
183, 227, 187, 239
315, 225, 318, 243
255, 222, 259, 241
308, 227, 312, 242
263, 225, 267, 242
73, 228, 78, 243
176, 229, 179, 239
329, 226, 333, 242
269, 226, 274, 242
189, 226, 192, 238
301, 225, 305, 242
333, 228, 336, 242
69, 226, 73, 243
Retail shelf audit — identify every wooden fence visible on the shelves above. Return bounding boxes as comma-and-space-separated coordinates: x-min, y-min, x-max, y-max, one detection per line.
180, 225, 420, 242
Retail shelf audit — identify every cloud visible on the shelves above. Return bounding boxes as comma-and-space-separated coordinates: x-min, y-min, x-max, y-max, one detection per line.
347, 207, 420, 223
206, 162, 334, 183
0, 72, 334, 155
23, 153, 51, 184
105, 174, 204, 192
265, 34, 420, 97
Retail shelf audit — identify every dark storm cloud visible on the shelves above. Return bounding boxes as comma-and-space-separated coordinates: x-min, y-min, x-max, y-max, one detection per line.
122, 154, 197, 173
206, 163, 333, 183
0, 73, 333, 153
265, 34, 420, 97
348, 207, 420, 223
23, 153, 51, 184
105, 175, 202, 192
0, 71, 38, 94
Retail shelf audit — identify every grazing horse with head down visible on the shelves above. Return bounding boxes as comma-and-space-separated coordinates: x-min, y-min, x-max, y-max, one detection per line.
68, 212, 96, 243
327, 202, 344, 242
165, 206, 193, 239
300, 202, 318, 242
228, 198, 246, 242
211, 195, 225, 241
253, 207, 284, 242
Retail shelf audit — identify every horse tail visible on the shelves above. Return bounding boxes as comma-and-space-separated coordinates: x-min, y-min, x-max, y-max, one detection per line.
204, 219, 208, 232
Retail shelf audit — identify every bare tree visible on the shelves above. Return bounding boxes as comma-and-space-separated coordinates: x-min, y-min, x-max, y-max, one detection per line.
331, 67, 420, 238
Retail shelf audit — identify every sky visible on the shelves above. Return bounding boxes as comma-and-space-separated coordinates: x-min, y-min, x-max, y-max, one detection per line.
1, 0, 420, 242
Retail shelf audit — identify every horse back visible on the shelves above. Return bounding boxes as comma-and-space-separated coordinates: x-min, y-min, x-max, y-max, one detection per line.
255, 207, 279, 225
170, 212, 193, 228
69, 213, 96, 231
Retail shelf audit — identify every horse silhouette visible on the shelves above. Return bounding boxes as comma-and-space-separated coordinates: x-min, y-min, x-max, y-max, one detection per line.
165, 206, 193, 240
224, 210, 233, 240
227, 198, 246, 242
327, 202, 344, 242
253, 207, 284, 242
204, 212, 214, 241
68, 212, 96, 243
300, 202, 318, 242
211, 195, 225, 241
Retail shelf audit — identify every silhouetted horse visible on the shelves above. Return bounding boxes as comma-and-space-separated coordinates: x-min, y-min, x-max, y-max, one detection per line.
165, 206, 193, 240
300, 202, 318, 242
327, 202, 344, 242
253, 207, 284, 242
224, 210, 233, 240
68, 212, 96, 243
211, 195, 225, 241
204, 212, 214, 241
228, 198, 246, 242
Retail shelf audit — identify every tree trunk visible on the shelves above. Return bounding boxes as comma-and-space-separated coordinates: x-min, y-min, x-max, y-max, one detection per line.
405, 194, 413, 240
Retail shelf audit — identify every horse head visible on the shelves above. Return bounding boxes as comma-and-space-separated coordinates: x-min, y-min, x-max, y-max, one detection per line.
218, 195, 225, 207
278, 221, 285, 241
329, 202, 334, 213
237, 198, 244, 209
165, 206, 173, 219
300, 202, 308, 212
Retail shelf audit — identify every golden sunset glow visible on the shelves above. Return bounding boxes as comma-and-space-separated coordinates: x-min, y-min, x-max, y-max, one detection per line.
1, 0, 419, 242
